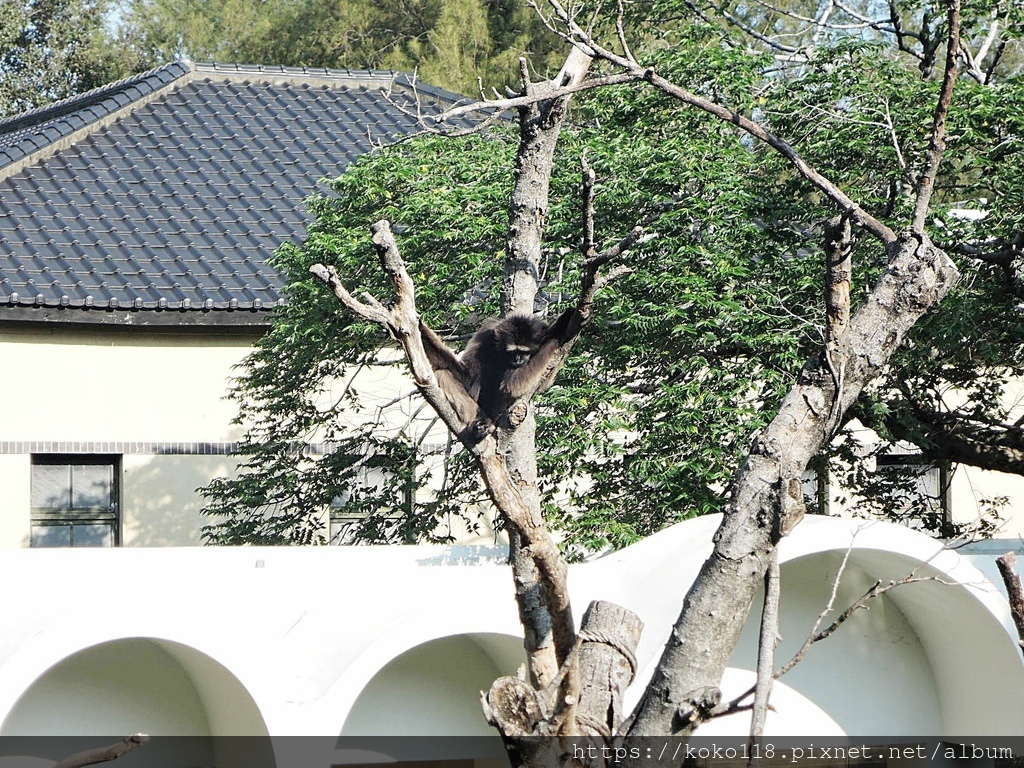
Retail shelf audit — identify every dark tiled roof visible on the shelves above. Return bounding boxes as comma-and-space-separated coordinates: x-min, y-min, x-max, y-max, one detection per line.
0, 61, 467, 325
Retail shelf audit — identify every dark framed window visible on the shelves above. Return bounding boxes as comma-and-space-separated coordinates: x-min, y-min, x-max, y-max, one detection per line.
329, 467, 414, 545
31, 455, 120, 547
874, 451, 951, 526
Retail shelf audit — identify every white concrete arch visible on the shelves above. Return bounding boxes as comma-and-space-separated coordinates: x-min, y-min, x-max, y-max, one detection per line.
775, 517, 1024, 735
589, 515, 1024, 737
0, 637, 270, 741
340, 632, 525, 737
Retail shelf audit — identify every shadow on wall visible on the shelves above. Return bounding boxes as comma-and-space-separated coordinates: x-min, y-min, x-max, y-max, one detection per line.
340, 633, 522, 751
734, 551, 941, 736
122, 454, 240, 547
0, 638, 272, 767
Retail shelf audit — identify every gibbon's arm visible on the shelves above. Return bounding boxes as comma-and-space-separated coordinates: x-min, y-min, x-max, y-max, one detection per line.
504, 308, 582, 398
418, 319, 480, 424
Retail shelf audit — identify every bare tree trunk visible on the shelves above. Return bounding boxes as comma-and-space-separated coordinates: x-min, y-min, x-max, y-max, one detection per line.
500, 47, 592, 689
627, 232, 958, 735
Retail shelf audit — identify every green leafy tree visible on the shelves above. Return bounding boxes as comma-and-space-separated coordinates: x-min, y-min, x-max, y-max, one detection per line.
203, 8, 1024, 551
200, 0, 1022, 751
119, 0, 564, 94
0, 0, 142, 117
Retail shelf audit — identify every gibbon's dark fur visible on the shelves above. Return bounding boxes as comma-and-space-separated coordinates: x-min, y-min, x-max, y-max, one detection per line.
420, 310, 579, 430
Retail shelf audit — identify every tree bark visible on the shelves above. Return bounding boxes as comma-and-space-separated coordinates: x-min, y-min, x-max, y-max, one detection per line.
995, 552, 1024, 659
499, 46, 592, 691
55, 735, 149, 768
628, 232, 958, 735
575, 601, 644, 736
749, 551, 780, 739
484, 600, 642, 747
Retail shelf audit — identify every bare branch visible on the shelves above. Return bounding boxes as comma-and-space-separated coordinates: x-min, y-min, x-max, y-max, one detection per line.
432, 71, 638, 125
311, 220, 578, 694
996, 551, 1024, 659
55, 735, 149, 768
538, 0, 901, 243
615, 0, 638, 64
780, 558, 952, 676
581, 152, 596, 259
310, 222, 468, 437
775, 542, 856, 679
825, 216, 853, 348
309, 263, 391, 326
749, 551, 781, 741
912, 0, 962, 232
824, 215, 852, 433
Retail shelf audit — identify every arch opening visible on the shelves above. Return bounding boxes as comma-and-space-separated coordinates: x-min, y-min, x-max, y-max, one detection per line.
338, 633, 522, 763
1, 637, 273, 768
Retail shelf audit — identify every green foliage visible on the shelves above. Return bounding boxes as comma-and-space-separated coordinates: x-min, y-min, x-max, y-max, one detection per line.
204, 9, 1024, 550
202, 32, 820, 550
118, 0, 564, 95
0, 0, 142, 117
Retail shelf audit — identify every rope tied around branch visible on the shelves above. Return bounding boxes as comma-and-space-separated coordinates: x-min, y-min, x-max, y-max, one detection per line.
578, 626, 639, 677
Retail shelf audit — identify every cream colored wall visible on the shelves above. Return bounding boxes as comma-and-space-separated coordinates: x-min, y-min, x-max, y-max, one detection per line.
0, 325, 499, 548
0, 324, 257, 547
0, 454, 30, 547
122, 454, 240, 546
0, 325, 253, 443
950, 465, 1024, 537
826, 421, 1024, 540
7, 322, 1019, 547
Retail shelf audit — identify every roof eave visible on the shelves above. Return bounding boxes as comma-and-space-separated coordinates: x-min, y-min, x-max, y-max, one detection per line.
0, 305, 274, 329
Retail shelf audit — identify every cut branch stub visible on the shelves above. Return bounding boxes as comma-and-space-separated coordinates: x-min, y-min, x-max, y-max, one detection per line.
573, 601, 644, 737
484, 676, 547, 737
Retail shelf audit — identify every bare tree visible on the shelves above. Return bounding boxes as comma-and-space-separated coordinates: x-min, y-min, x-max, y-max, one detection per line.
310, 0, 965, 760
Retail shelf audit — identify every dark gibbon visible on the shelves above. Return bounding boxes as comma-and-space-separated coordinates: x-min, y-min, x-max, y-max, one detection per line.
420, 309, 580, 434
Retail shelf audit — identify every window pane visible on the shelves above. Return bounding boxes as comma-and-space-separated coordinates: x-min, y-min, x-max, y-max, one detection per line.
31, 464, 71, 509
31, 525, 72, 547
72, 464, 113, 509
72, 524, 113, 547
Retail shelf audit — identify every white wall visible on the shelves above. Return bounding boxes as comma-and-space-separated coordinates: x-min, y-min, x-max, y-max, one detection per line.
2, 640, 212, 736
341, 634, 521, 737
0, 518, 1019, 750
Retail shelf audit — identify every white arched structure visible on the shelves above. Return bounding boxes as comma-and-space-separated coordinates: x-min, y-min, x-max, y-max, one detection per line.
0, 516, 1019, 746
1, 638, 272, 768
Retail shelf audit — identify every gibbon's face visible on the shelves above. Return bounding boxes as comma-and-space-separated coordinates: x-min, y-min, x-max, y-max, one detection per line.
506, 342, 537, 368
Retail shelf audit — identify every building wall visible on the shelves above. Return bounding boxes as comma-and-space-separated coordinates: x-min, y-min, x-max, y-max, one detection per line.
0, 323, 257, 547
950, 464, 1024, 537
2, 321, 1022, 549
